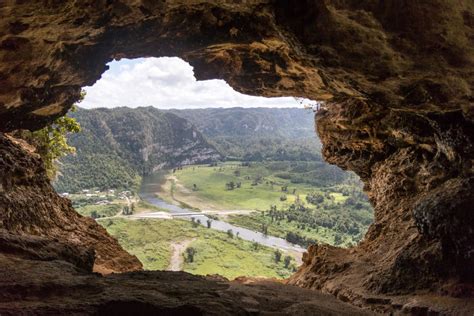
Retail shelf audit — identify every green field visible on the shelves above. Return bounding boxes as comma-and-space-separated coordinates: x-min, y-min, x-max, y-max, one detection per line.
99, 218, 297, 279
226, 212, 341, 246
170, 162, 347, 210
75, 204, 122, 218
167, 162, 373, 248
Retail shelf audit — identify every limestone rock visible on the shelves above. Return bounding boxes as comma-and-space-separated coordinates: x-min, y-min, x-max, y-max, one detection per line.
0, 0, 473, 311
0, 134, 142, 273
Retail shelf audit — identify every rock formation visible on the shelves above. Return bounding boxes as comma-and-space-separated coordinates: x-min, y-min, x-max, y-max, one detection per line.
0, 134, 142, 274
0, 0, 473, 313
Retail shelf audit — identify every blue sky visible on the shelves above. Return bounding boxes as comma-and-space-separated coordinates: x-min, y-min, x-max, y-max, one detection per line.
80, 57, 308, 109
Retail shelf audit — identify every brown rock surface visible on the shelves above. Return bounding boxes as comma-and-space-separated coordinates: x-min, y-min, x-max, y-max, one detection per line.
0, 0, 473, 313
0, 133, 142, 273
0, 240, 375, 315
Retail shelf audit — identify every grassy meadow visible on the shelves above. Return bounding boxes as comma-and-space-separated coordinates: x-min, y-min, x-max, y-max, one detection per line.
99, 218, 297, 279
168, 162, 348, 210
165, 162, 372, 248
75, 204, 122, 218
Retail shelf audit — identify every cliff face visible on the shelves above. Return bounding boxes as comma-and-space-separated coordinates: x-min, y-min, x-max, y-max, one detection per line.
0, 0, 473, 310
289, 100, 474, 297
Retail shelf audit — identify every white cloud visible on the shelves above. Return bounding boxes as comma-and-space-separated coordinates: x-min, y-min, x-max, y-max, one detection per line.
80, 57, 309, 109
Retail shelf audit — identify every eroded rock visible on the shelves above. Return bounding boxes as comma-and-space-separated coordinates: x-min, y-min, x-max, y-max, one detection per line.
0, 134, 142, 273
0, 0, 473, 311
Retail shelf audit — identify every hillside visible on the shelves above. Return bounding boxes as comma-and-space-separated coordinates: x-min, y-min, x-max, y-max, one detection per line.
168, 108, 317, 139
54, 107, 344, 193
169, 108, 321, 161
54, 107, 221, 193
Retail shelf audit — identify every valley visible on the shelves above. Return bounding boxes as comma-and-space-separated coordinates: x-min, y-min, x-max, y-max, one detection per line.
156, 161, 371, 247
61, 107, 373, 280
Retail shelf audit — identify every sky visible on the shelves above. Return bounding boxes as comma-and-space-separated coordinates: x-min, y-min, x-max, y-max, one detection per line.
80, 57, 307, 109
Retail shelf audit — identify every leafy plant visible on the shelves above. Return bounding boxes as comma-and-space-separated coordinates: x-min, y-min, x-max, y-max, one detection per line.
18, 107, 81, 179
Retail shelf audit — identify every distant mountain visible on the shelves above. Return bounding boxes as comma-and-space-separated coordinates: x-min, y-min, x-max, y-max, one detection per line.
54, 107, 330, 193
168, 108, 321, 161
168, 108, 317, 138
54, 107, 221, 193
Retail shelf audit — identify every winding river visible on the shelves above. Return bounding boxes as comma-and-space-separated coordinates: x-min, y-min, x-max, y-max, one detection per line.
138, 172, 305, 254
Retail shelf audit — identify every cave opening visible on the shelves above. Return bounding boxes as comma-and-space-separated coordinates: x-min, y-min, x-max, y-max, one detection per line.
53, 56, 374, 278
2, 1, 472, 313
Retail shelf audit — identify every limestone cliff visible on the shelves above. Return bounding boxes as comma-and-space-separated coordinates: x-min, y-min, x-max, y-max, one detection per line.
0, 0, 473, 312
0, 134, 142, 274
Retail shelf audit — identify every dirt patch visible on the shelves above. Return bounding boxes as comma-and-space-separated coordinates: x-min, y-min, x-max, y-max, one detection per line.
168, 239, 196, 271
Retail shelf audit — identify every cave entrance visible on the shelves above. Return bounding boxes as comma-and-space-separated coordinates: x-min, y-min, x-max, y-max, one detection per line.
56, 57, 373, 279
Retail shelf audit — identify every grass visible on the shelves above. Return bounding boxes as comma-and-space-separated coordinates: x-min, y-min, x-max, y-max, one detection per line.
99, 218, 194, 270
169, 162, 346, 210
184, 234, 294, 279
226, 213, 354, 247
134, 199, 169, 213
159, 162, 371, 248
75, 203, 122, 218
99, 218, 297, 279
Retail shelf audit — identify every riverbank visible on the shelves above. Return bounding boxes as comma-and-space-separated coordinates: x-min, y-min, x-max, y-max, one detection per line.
138, 171, 305, 256
156, 163, 373, 248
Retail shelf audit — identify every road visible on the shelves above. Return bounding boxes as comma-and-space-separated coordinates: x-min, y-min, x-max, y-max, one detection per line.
131, 209, 256, 219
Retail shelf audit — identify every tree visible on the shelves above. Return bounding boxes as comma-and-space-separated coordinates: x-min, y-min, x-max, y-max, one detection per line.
15, 91, 84, 179
252, 241, 259, 251
226, 181, 235, 190
334, 233, 343, 245
16, 106, 82, 179
122, 205, 130, 215
274, 249, 282, 263
261, 223, 268, 236
227, 229, 234, 238
185, 247, 196, 263
306, 191, 325, 205
284, 255, 292, 268
90, 210, 99, 219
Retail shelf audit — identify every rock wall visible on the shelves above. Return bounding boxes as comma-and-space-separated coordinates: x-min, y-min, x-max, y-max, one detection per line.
0, 134, 142, 273
0, 0, 473, 303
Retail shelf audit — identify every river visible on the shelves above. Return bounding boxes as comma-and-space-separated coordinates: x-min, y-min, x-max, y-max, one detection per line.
139, 172, 305, 254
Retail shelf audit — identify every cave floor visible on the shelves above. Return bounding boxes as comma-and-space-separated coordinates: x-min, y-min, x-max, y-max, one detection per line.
0, 251, 372, 316
2, 248, 474, 316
